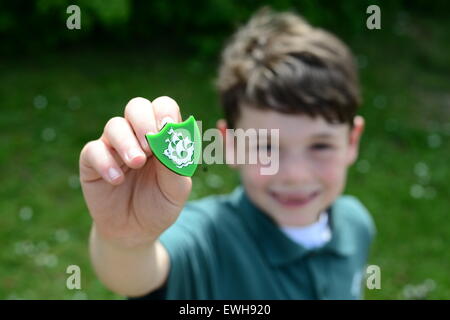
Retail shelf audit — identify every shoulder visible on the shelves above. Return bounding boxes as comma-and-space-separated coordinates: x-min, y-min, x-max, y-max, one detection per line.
155, 193, 236, 299
161, 191, 238, 241
332, 195, 376, 242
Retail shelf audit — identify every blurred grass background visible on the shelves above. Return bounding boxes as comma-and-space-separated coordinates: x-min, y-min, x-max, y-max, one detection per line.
0, 1, 449, 299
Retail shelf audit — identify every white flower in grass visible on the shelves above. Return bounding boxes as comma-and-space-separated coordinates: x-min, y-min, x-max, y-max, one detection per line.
34, 253, 58, 268
68, 175, 80, 189
15, 241, 35, 256
427, 134, 441, 149
33, 95, 47, 110
205, 173, 224, 189
410, 184, 425, 199
414, 162, 429, 178
41, 127, 56, 142
19, 206, 33, 221
356, 159, 371, 174
402, 279, 436, 299
55, 229, 70, 243
72, 292, 88, 300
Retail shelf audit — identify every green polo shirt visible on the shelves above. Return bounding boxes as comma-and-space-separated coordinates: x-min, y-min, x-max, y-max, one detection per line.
138, 186, 375, 300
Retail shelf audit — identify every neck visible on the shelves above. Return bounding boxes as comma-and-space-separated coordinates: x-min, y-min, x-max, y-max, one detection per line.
273, 211, 323, 228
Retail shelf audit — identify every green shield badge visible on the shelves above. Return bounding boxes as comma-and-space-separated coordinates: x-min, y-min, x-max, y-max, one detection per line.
145, 115, 201, 177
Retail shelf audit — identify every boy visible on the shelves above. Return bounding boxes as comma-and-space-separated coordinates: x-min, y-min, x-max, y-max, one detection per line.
79, 8, 375, 299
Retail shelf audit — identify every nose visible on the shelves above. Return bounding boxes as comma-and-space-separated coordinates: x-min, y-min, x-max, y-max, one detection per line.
277, 152, 315, 186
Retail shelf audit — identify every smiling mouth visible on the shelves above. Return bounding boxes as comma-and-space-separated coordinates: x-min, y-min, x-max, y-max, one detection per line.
269, 190, 320, 208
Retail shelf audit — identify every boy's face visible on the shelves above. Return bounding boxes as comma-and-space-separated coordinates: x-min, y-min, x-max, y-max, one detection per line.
220, 106, 364, 227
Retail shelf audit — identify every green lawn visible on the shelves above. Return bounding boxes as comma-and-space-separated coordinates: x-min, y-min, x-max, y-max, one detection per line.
0, 13, 448, 299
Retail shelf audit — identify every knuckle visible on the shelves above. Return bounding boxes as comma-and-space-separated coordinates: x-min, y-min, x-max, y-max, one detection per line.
104, 116, 124, 132
81, 140, 96, 155
125, 97, 151, 116
153, 96, 179, 111
130, 96, 150, 104
80, 140, 100, 164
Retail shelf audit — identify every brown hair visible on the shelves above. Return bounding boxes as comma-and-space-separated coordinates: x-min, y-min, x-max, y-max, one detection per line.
216, 7, 361, 128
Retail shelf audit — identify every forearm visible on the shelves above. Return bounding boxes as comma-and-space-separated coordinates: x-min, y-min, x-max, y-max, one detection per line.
89, 224, 170, 297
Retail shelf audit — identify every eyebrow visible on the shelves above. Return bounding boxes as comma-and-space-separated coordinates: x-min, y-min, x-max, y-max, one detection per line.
257, 131, 338, 142
309, 132, 336, 139
256, 132, 337, 148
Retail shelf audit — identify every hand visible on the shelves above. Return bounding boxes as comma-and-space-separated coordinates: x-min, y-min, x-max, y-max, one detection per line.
79, 97, 192, 248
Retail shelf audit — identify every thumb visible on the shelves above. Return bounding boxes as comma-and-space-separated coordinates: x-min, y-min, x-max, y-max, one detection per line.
153, 157, 192, 207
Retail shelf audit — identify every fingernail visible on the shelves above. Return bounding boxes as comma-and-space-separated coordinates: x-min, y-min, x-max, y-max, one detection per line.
108, 167, 121, 181
159, 116, 175, 131
127, 148, 143, 161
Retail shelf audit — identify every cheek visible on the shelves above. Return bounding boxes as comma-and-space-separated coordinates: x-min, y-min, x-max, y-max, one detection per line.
314, 154, 349, 189
319, 166, 347, 190
240, 164, 272, 189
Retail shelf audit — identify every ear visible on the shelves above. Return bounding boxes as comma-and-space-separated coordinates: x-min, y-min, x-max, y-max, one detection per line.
347, 116, 365, 165
216, 119, 227, 137
216, 119, 238, 169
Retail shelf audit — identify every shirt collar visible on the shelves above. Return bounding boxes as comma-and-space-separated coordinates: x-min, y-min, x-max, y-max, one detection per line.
229, 186, 356, 267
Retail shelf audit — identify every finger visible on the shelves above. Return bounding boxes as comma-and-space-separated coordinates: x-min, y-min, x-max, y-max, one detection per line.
80, 140, 124, 185
124, 97, 157, 155
150, 96, 192, 194
151, 96, 182, 130
101, 116, 147, 169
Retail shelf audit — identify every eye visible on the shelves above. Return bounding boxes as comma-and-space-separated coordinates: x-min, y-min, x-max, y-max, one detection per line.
310, 143, 333, 151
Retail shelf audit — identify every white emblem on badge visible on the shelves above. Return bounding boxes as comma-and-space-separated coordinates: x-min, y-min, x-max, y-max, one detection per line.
163, 128, 195, 168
